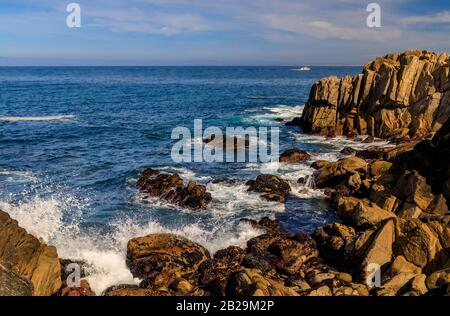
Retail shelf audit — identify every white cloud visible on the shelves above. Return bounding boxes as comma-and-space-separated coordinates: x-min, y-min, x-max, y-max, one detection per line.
260, 14, 401, 42
400, 11, 450, 25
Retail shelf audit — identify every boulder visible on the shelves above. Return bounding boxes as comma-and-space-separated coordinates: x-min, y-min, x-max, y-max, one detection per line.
337, 197, 396, 227
369, 161, 393, 178
314, 157, 368, 188
279, 149, 311, 163
389, 256, 421, 277
410, 274, 428, 295
311, 160, 331, 170
225, 268, 299, 296
426, 268, 450, 291
198, 246, 245, 296
137, 168, 212, 209
126, 233, 210, 288
394, 220, 442, 269
0, 210, 61, 296
246, 174, 291, 203
361, 220, 395, 280
375, 272, 417, 296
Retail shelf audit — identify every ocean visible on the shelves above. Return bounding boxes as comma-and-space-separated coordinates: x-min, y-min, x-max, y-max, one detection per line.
0, 66, 387, 293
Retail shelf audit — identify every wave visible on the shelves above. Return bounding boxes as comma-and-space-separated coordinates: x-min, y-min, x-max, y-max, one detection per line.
0, 183, 264, 294
244, 104, 304, 125
0, 115, 77, 122
207, 181, 285, 214
291, 132, 393, 162
0, 170, 37, 183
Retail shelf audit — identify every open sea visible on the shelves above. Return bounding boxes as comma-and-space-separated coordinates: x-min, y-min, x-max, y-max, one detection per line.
0, 66, 388, 293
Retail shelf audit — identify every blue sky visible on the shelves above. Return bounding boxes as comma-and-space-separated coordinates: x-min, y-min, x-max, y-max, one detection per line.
0, 0, 449, 65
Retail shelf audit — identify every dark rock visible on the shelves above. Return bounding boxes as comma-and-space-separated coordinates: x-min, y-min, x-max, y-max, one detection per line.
311, 160, 331, 170
126, 233, 210, 288
137, 168, 212, 209
285, 117, 302, 127
340, 147, 356, 155
198, 246, 245, 296
240, 217, 282, 234
362, 136, 375, 144
279, 149, 311, 163
247, 174, 291, 203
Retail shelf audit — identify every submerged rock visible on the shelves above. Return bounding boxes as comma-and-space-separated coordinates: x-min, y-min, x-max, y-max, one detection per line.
137, 168, 212, 209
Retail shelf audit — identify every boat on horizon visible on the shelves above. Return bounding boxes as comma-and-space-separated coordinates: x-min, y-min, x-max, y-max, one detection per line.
294, 66, 311, 71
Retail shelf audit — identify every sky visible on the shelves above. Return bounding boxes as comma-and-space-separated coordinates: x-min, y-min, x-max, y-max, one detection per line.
0, 0, 449, 66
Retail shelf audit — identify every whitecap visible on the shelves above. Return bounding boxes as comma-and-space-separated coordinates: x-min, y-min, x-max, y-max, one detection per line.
0, 115, 77, 122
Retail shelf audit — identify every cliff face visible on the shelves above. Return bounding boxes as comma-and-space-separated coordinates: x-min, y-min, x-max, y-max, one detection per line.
300, 50, 450, 140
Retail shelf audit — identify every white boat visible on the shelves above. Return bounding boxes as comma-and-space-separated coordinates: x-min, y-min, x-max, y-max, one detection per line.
295, 66, 311, 71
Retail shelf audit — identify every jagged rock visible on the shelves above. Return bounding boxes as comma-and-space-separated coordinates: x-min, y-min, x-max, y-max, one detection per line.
279, 149, 311, 163
357, 142, 418, 161
369, 161, 393, 178
0, 210, 61, 296
426, 268, 450, 291
246, 174, 291, 203
311, 160, 331, 170
410, 274, 428, 295
314, 157, 368, 188
240, 217, 281, 234
375, 272, 417, 296
361, 220, 395, 281
337, 197, 396, 227
313, 223, 356, 271
394, 220, 442, 269
225, 268, 299, 296
390, 256, 421, 277
137, 168, 212, 209
198, 246, 245, 296
126, 233, 210, 288
0, 264, 33, 296
298, 50, 450, 140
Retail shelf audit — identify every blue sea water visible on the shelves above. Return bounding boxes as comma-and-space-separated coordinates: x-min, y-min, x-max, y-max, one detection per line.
0, 66, 375, 292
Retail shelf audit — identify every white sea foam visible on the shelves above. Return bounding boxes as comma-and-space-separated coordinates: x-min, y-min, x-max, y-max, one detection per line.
0, 187, 264, 294
244, 104, 304, 124
0, 115, 77, 122
207, 181, 285, 214
0, 170, 37, 183
291, 132, 393, 162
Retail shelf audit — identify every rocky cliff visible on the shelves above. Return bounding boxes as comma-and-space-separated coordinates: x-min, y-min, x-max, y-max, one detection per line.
299, 50, 450, 140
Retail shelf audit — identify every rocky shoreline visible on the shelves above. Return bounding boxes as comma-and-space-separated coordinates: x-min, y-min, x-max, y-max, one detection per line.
1, 50, 449, 296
